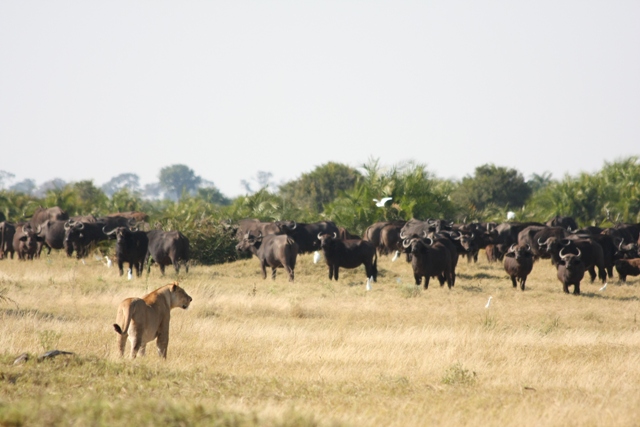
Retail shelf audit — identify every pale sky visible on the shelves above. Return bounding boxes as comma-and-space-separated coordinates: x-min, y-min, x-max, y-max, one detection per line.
1, 1, 639, 197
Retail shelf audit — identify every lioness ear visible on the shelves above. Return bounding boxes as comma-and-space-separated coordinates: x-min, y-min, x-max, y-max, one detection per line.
172, 283, 177, 291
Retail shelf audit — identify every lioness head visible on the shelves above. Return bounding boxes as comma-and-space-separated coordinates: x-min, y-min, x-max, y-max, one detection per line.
169, 282, 193, 310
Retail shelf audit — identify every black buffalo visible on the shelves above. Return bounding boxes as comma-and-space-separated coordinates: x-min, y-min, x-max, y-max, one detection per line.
282, 221, 340, 254
13, 224, 43, 260
235, 232, 298, 282
235, 219, 294, 240
318, 232, 377, 282
104, 226, 149, 277
38, 220, 72, 256
28, 206, 69, 228
64, 220, 109, 259
145, 230, 190, 275
540, 236, 606, 284
0, 221, 16, 260
520, 226, 568, 260
557, 248, 585, 295
503, 244, 534, 291
614, 258, 640, 283
363, 221, 405, 255
402, 236, 453, 289
546, 215, 579, 231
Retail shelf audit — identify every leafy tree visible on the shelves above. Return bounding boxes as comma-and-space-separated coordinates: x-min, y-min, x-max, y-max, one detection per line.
9, 179, 37, 195
528, 172, 554, 193
451, 164, 532, 212
108, 188, 145, 213
197, 187, 231, 206
279, 162, 361, 214
0, 171, 15, 190
159, 164, 202, 201
101, 173, 141, 197
143, 182, 163, 200
35, 178, 66, 198
323, 160, 455, 235
241, 171, 277, 194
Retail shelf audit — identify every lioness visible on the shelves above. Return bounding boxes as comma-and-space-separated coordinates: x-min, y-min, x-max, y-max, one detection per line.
113, 282, 192, 358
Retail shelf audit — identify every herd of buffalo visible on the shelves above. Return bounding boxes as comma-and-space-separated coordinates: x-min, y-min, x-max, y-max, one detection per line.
233, 215, 640, 294
2, 207, 640, 295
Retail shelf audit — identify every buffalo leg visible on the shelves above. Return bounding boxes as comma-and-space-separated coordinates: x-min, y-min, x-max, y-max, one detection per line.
334, 266, 339, 281
261, 262, 267, 280
437, 274, 446, 286
511, 276, 517, 288
573, 282, 581, 295
328, 265, 333, 280
173, 259, 180, 274
588, 267, 597, 283
424, 276, 430, 289
445, 271, 453, 289
414, 275, 422, 286
118, 262, 124, 276
520, 277, 526, 291
563, 283, 570, 294
286, 265, 294, 282
271, 267, 277, 280
159, 264, 166, 275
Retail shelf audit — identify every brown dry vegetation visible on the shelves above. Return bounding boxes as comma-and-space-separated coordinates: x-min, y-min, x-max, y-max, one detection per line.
1, 251, 640, 426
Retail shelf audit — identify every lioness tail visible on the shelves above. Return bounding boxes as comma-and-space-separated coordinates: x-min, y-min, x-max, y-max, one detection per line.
113, 324, 124, 334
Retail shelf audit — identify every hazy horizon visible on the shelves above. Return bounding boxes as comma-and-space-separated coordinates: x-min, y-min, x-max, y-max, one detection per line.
2, 2, 639, 197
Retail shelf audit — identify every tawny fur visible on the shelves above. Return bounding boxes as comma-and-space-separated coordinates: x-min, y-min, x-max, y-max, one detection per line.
113, 282, 192, 359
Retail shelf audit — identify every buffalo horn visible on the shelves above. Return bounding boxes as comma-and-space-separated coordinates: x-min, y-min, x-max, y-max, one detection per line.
103, 226, 118, 236
424, 237, 433, 246
76, 222, 85, 230
333, 232, 337, 239
399, 230, 407, 239
290, 221, 297, 230
559, 247, 568, 260
317, 232, 323, 240
402, 239, 412, 248
575, 248, 581, 258
508, 244, 517, 253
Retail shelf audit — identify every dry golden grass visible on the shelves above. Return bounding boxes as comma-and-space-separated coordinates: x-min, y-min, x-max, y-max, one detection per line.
1, 251, 640, 426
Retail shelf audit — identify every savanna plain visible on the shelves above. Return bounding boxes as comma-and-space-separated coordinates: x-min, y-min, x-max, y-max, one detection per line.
1, 251, 640, 427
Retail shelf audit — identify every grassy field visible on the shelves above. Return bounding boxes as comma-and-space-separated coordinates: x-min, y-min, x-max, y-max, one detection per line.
1, 250, 640, 426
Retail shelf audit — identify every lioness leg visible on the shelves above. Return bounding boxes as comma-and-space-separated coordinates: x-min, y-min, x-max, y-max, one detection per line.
156, 329, 169, 359
130, 336, 143, 358
117, 332, 127, 357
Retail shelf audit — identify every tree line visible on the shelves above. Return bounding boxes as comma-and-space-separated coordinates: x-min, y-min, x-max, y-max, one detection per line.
0, 157, 638, 265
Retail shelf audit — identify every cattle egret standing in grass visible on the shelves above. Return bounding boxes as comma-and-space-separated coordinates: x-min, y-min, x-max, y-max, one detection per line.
366, 276, 373, 291
373, 197, 392, 207
392, 250, 399, 262
485, 296, 492, 308
105, 256, 112, 268
127, 268, 133, 280
507, 211, 516, 220
313, 251, 321, 264
600, 283, 607, 291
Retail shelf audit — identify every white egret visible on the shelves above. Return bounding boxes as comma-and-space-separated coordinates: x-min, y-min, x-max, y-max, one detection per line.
599, 283, 607, 291
127, 268, 133, 280
392, 250, 399, 262
366, 276, 373, 291
485, 296, 493, 309
373, 197, 392, 207
313, 251, 321, 264
507, 211, 516, 220
105, 256, 112, 268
